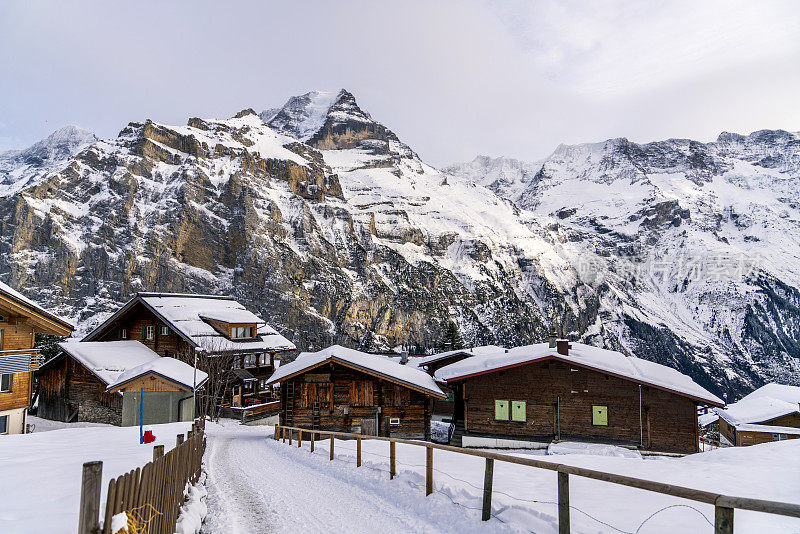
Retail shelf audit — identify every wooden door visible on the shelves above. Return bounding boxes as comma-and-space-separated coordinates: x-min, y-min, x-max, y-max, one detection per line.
232, 385, 242, 407
361, 418, 377, 436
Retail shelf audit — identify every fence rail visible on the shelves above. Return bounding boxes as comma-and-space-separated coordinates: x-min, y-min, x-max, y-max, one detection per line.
275, 424, 800, 534
78, 418, 205, 534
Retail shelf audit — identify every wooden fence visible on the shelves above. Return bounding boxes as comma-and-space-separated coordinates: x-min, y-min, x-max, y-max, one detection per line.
78, 418, 206, 534
275, 424, 800, 534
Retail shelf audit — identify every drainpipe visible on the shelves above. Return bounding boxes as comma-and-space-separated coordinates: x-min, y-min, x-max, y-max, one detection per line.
639, 385, 643, 448
557, 396, 561, 441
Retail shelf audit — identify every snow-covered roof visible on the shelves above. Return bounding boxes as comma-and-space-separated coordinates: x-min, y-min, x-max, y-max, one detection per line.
85, 293, 295, 353
57, 341, 161, 386
0, 280, 73, 331
267, 345, 446, 398
418, 346, 505, 367
107, 356, 208, 392
699, 413, 719, 427
435, 342, 723, 406
714, 383, 800, 426
198, 308, 264, 325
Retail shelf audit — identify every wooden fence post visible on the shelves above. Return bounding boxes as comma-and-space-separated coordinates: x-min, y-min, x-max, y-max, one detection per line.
715, 505, 734, 534
275, 424, 279, 440
289, 429, 292, 445
330, 434, 335, 461
425, 446, 433, 496
357, 437, 362, 467
153, 444, 164, 462
310, 432, 315, 453
482, 458, 494, 521
78, 461, 102, 534
177, 434, 184, 446
558, 472, 570, 534
390, 441, 396, 480
282, 427, 286, 443
298, 430, 303, 448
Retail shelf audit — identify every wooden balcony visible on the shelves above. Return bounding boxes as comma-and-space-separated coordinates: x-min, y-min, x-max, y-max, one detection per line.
0, 348, 42, 373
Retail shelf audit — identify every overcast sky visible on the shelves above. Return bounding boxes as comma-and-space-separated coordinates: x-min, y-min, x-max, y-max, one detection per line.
1, 0, 799, 166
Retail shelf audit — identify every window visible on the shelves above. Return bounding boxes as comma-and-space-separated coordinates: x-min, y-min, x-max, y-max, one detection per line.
495, 400, 509, 421
231, 326, 254, 339
259, 354, 269, 367
773, 433, 789, 441
118, 328, 127, 340
142, 325, 154, 341
511, 401, 527, 422
159, 326, 171, 336
0, 415, 7, 434
243, 354, 256, 368
0, 373, 11, 393
592, 405, 608, 426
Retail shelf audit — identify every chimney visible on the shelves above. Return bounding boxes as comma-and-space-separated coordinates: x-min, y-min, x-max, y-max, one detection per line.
548, 324, 558, 348
556, 339, 571, 356
400, 350, 409, 365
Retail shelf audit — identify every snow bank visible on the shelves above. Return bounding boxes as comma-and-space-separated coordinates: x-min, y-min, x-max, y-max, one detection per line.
547, 441, 642, 459
430, 420, 451, 443
0, 420, 193, 534
174, 474, 208, 534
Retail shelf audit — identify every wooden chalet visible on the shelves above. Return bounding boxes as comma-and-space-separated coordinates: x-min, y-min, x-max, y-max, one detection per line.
714, 383, 800, 446
38, 340, 208, 425
0, 281, 73, 435
436, 340, 724, 454
81, 293, 295, 408
268, 345, 446, 439
417, 346, 504, 417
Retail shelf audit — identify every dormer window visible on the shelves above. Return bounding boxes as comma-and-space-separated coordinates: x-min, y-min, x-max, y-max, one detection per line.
231, 326, 254, 339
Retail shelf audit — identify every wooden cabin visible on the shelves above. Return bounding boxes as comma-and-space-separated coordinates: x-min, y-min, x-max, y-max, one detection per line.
714, 383, 800, 446
38, 340, 208, 425
0, 281, 73, 435
437, 340, 724, 454
268, 345, 446, 439
417, 346, 504, 417
81, 293, 295, 408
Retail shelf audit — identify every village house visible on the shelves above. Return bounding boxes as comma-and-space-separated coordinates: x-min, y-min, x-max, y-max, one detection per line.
0, 281, 73, 435
268, 345, 446, 439
714, 383, 800, 446
38, 340, 208, 425
80, 293, 295, 409
436, 340, 724, 454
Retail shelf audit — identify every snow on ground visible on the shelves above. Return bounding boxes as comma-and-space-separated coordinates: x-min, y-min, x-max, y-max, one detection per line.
0, 419, 193, 534
202, 423, 800, 533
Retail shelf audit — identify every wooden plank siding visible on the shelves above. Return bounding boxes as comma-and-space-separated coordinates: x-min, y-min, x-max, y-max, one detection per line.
0, 314, 36, 416
719, 411, 800, 446
459, 359, 700, 454
38, 356, 122, 424
280, 362, 431, 439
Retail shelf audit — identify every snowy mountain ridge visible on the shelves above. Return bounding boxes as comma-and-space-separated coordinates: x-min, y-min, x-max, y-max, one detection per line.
0, 90, 798, 398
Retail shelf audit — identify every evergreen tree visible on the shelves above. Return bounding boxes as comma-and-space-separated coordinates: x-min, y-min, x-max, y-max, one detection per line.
441, 320, 464, 351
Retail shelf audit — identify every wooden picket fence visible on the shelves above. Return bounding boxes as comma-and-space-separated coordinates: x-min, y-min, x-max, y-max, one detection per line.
78, 418, 206, 534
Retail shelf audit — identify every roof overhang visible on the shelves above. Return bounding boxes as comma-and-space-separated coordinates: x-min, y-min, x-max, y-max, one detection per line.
443, 354, 724, 407
0, 292, 73, 336
106, 370, 208, 393
267, 356, 446, 399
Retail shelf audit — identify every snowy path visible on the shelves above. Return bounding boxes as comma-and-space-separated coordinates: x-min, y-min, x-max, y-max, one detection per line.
201, 426, 517, 534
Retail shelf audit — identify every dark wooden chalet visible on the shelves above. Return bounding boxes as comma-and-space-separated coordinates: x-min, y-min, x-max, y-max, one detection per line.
81, 293, 295, 408
0, 281, 73, 435
714, 383, 800, 446
268, 345, 446, 439
437, 340, 724, 454
38, 340, 208, 425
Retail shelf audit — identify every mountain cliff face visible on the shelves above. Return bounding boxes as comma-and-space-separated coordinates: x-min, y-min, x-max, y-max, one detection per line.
1, 90, 798, 399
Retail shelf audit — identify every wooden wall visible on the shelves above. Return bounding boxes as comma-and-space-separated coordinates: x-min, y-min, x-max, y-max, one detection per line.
460, 359, 700, 454
0, 319, 35, 413
280, 362, 432, 439
719, 411, 800, 446
38, 356, 122, 424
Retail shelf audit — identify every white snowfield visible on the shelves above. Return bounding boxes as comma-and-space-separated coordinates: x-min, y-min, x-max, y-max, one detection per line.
435, 342, 723, 405
268, 345, 446, 398
200, 423, 800, 534
0, 419, 193, 534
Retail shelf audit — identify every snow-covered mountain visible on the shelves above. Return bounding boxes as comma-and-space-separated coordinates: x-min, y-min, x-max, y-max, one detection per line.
0, 125, 97, 196
0, 90, 797, 398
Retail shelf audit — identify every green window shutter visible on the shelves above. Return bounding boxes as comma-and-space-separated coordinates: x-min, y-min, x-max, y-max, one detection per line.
512, 401, 526, 422
141, 327, 146, 340
495, 400, 509, 420
592, 405, 608, 426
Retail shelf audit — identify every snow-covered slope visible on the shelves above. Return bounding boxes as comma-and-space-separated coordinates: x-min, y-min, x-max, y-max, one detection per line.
0, 90, 797, 397
0, 125, 97, 196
